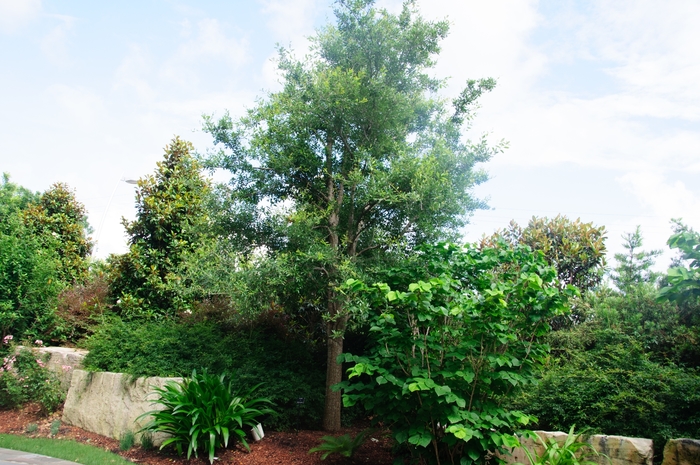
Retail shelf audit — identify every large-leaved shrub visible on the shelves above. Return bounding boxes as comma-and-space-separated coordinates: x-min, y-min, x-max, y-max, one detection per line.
340, 242, 576, 465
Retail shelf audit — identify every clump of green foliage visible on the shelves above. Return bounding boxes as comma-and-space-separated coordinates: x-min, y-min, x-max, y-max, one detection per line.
0, 339, 64, 413
119, 430, 135, 451
519, 332, 700, 460
50, 420, 61, 437
340, 242, 576, 464
139, 370, 274, 464
514, 426, 609, 465
309, 430, 371, 460
0, 174, 93, 342
140, 432, 154, 450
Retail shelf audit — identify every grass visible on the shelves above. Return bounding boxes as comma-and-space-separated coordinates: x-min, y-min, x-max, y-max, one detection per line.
0, 434, 133, 465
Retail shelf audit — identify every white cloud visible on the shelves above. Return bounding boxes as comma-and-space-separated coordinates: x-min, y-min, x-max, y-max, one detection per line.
0, 0, 41, 33
618, 172, 700, 224
259, 0, 326, 51
48, 84, 104, 126
40, 14, 76, 65
161, 18, 248, 86
114, 45, 156, 101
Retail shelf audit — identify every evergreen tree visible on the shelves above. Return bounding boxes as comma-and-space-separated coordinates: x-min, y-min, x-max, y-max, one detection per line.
111, 137, 210, 318
205, 0, 499, 430
612, 226, 662, 292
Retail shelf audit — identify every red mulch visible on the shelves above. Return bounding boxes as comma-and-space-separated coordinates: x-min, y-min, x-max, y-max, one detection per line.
0, 404, 396, 464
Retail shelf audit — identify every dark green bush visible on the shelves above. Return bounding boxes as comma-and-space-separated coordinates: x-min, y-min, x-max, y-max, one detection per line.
518, 332, 700, 462
83, 318, 326, 429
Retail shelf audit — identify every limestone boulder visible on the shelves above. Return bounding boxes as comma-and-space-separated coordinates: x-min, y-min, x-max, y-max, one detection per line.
662, 439, 700, 465
62, 369, 181, 446
35, 346, 87, 390
498, 431, 653, 465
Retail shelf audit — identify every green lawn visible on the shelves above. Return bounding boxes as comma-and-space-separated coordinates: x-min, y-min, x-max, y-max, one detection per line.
0, 434, 133, 465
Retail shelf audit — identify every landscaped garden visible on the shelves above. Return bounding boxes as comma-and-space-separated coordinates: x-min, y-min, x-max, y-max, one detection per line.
1, 1, 699, 465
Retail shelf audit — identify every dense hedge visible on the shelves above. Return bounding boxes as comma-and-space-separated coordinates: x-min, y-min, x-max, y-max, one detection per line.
82, 318, 327, 430
517, 329, 700, 461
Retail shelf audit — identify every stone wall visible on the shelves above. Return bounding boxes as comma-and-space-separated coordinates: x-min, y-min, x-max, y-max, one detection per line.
497, 430, 653, 465
62, 369, 181, 446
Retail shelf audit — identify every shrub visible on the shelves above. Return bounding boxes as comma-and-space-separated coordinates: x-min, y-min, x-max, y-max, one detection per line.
340, 243, 576, 465
0, 341, 64, 413
140, 432, 154, 450
119, 430, 135, 451
519, 334, 700, 461
54, 271, 110, 343
138, 370, 274, 464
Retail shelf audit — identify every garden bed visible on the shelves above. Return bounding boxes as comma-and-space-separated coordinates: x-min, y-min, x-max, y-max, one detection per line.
0, 404, 395, 464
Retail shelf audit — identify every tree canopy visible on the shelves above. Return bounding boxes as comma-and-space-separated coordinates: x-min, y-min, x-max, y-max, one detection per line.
484, 215, 607, 292
204, 0, 500, 430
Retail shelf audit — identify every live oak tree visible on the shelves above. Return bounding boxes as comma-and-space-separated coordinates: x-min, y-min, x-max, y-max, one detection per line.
205, 0, 501, 430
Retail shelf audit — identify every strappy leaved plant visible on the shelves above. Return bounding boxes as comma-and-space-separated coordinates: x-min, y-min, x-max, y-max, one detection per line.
138, 369, 274, 464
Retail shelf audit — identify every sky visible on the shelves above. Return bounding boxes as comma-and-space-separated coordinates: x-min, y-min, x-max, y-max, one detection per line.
1, 0, 699, 273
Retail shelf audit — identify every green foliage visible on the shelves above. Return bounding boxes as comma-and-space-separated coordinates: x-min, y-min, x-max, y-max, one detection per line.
519, 333, 700, 461
611, 226, 662, 292
485, 216, 607, 293
0, 343, 64, 413
50, 420, 61, 437
574, 284, 700, 368
0, 225, 63, 339
25, 423, 38, 433
659, 229, 700, 307
309, 429, 371, 460
204, 0, 500, 429
82, 318, 326, 429
119, 430, 135, 451
140, 432, 154, 450
139, 370, 275, 464
0, 175, 93, 341
110, 137, 211, 319
22, 182, 93, 284
339, 242, 575, 464
515, 426, 607, 465
0, 176, 65, 340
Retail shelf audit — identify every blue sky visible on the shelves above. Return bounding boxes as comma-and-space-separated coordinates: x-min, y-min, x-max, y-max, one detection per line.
1, 0, 699, 272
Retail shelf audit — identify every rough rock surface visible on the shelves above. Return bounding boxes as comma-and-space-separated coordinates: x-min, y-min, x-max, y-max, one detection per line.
35, 346, 87, 390
498, 431, 653, 465
62, 369, 181, 446
662, 439, 700, 465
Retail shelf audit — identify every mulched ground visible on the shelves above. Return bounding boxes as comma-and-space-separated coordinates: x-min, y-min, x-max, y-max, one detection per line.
0, 404, 396, 464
